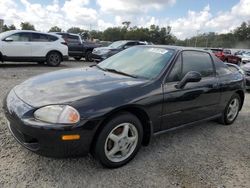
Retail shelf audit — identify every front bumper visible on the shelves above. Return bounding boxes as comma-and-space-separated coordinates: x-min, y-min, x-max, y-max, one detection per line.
91, 53, 107, 62
3, 91, 98, 158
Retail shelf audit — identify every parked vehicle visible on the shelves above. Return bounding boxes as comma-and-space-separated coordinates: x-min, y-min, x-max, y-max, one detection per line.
208, 48, 241, 65
52, 32, 101, 61
241, 63, 250, 90
4, 46, 245, 168
225, 63, 245, 75
92, 40, 146, 62
235, 51, 250, 64
0, 30, 68, 66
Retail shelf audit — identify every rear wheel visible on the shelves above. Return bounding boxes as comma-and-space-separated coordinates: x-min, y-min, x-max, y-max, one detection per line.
94, 112, 143, 168
85, 51, 93, 62
219, 93, 241, 125
46, 52, 62, 66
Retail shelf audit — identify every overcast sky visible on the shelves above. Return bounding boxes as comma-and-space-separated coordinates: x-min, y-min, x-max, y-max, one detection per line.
0, 0, 250, 39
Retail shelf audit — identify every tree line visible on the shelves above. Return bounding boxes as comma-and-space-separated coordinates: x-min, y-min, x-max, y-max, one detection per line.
2, 21, 250, 48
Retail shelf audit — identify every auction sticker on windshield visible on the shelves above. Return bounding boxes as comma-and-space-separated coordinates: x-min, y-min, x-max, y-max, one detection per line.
148, 48, 169, 54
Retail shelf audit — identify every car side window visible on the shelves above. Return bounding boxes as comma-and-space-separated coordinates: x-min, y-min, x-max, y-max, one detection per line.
31, 33, 49, 42
182, 51, 214, 78
166, 55, 182, 82
125, 42, 137, 47
8, 33, 30, 42
68, 35, 79, 43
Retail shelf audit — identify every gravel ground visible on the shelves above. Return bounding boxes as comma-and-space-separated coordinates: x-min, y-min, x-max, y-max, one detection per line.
0, 61, 249, 188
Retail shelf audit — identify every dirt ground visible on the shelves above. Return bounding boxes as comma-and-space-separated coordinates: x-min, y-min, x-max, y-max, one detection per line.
0, 61, 249, 188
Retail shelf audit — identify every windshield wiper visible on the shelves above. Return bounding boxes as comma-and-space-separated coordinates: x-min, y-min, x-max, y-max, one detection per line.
105, 68, 138, 78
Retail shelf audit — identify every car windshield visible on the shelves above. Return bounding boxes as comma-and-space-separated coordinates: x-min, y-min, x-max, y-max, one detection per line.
108, 41, 127, 48
0, 31, 14, 40
98, 46, 175, 79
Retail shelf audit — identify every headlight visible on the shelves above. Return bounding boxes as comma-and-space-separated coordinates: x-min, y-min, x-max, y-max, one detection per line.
99, 49, 110, 55
34, 105, 80, 124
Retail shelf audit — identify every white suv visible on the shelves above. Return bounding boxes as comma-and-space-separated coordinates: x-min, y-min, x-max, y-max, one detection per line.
0, 30, 68, 66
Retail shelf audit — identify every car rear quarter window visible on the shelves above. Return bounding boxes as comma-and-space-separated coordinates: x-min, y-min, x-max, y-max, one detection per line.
48, 35, 58, 41
182, 51, 214, 77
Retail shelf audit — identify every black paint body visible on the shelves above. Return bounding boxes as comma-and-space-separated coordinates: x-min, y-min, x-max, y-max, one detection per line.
3, 46, 245, 157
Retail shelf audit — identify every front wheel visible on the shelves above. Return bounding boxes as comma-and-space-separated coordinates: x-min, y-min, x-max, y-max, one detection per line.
46, 52, 62, 66
94, 112, 143, 168
85, 51, 93, 62
219, 93, 241, 125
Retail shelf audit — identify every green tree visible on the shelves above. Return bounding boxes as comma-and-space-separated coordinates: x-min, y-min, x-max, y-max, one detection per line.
20, 22, 35, 30
48, 26, 62, 32
122, 21, 131, 29
67, 27, 82, 34
2, 24, 16, 32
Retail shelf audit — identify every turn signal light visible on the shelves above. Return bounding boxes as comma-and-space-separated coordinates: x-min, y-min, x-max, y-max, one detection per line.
62, 134, 80, 141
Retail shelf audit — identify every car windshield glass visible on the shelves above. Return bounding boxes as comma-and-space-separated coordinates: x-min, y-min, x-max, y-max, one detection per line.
108, 41, 127, 48
0, 31, 14, 39
98, 47, 175, 79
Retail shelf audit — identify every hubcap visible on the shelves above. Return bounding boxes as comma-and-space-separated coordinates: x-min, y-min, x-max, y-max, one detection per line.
49, 53, 60, 64
227, 98, 239, 121
104, 123, 138, 163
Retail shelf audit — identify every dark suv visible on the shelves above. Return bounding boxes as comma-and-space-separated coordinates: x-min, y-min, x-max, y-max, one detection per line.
53, 32, 101, 61
92, 40, 146, 62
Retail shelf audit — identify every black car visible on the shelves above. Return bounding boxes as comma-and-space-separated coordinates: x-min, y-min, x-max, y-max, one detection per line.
241, 63, 250, 90
4, 46, 245, 168
92, 40, 146, 62
53, 32, 101, 61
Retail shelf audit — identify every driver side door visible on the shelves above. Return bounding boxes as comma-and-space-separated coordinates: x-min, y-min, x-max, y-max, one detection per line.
2, 32, 32, 57
161, 50, 221, 130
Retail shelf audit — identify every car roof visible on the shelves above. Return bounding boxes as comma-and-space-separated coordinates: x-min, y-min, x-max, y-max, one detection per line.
52, 32, 80, 36
0, 30, 61, 39
138, 45, 211, 53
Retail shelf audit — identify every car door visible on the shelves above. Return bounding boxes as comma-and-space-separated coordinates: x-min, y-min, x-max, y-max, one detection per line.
161, 50, 221, 130
30, 33, 52, 57
67, 34, 83, 56
1, 32, 32, 57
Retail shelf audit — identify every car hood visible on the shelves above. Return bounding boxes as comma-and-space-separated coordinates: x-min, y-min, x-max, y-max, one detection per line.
14, 67, 146, 107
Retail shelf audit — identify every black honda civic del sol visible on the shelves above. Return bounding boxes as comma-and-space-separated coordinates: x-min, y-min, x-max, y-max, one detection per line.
3, 45, 245, 168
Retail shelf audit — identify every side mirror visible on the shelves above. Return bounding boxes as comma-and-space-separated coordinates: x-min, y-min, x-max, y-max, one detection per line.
176, 71, 202, 89
123, 45, 129, 49
4, 37, 13, 42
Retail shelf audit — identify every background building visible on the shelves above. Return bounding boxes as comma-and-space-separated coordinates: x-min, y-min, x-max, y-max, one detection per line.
0, 19, 4, 32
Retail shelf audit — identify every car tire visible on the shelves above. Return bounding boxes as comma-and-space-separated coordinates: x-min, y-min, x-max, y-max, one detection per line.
94, 112, 143, 168
85, 51, 93, 62
74, 57, 82, 61
218, 93, 241, 125
46, 52, 62, 67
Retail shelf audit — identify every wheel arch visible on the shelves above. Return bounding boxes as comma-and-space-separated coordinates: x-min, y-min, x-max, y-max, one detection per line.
235, 90, 244, 110
91, 105, 153, 151
46, 50, 63, 60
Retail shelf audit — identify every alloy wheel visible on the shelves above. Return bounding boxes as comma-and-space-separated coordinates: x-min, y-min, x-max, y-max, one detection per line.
104, 123, 138, 163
